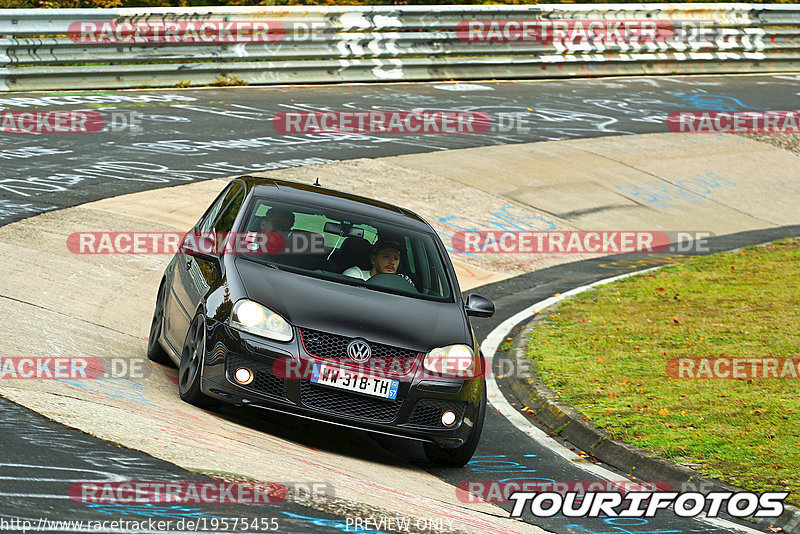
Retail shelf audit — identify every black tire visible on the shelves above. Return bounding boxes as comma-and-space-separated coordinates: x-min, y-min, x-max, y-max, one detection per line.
423, 388, 487, 467
178, 314, 219, 409
146, 280, 174, 366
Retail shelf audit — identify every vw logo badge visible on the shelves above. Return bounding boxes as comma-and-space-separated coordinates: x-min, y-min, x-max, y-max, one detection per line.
347, 339, 371, 363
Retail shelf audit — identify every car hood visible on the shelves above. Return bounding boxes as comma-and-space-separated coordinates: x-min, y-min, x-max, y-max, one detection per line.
234, 258, 468, 352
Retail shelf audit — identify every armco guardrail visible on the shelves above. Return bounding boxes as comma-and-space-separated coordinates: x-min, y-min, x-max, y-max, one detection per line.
0, 4, 798, 91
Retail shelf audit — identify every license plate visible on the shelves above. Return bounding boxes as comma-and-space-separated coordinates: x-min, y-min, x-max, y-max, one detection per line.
311, 363, 399, 400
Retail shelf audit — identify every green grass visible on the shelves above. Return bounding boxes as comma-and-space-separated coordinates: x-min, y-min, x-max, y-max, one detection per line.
527, 238, 800, 504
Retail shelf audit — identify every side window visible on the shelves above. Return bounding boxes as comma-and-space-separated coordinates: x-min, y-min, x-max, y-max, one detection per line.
201, 183, 243, 232
197, 193, 227, 234
214, 190, 244, 234
210, 186, 245, 253
198, 182, 242, 234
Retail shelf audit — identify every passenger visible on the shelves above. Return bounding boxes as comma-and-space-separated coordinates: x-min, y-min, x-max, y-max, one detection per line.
344, 239, 414, 285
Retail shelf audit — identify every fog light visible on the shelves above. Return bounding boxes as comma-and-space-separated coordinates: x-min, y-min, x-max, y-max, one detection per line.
234, 367, 254, 385
441, 410, 457, 427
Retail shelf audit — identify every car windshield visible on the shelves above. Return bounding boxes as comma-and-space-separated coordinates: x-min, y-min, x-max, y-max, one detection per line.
235, 197, 454, 302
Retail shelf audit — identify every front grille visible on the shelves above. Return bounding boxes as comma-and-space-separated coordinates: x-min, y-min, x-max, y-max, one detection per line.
300, 380, 402, 423
407, 399, 467, 428
226, 353, 285, 399
299, 328, 419, 375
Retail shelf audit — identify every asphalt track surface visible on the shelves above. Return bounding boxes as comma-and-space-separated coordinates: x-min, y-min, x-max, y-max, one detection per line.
0, 397, 349, 533
2, 74, 800, 226
2, 75, 799, 533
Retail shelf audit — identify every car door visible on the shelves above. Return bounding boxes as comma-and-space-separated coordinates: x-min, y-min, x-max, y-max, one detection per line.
164, 182, 244, 351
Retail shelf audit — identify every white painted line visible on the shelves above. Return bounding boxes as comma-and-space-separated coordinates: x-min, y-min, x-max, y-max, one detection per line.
481, 267, 765, 534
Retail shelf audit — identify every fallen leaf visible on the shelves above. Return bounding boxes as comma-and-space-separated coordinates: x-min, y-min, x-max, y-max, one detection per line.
597, 357, 606, 363
659, 408, 670, 416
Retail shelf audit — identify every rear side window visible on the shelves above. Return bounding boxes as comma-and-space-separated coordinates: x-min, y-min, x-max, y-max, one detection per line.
201, 182, 245, 253
214, 189, 245, 234
198, 182, 244, 233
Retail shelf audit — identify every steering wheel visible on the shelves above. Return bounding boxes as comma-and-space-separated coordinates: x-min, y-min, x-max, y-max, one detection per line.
367, 273, 418, 292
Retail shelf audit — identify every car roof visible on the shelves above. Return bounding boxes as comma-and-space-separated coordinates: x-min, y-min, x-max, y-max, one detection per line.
237, 176, 433, 231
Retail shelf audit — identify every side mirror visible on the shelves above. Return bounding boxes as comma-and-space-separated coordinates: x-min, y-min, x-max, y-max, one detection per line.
181, 232, 218, 262
465, 293, 495, 318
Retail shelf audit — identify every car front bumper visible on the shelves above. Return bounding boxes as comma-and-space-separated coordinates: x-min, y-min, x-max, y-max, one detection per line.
199, 321, 484, 448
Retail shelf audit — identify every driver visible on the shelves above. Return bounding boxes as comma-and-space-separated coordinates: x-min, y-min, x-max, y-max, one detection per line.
344, 240, 413, 285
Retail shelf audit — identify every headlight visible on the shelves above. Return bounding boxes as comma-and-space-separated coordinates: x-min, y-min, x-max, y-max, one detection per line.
230, 299, 293, 342
423, 344, 478, 378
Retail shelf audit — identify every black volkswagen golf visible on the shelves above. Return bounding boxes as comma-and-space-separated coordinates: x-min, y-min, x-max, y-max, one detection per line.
147, 176, 495, 466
